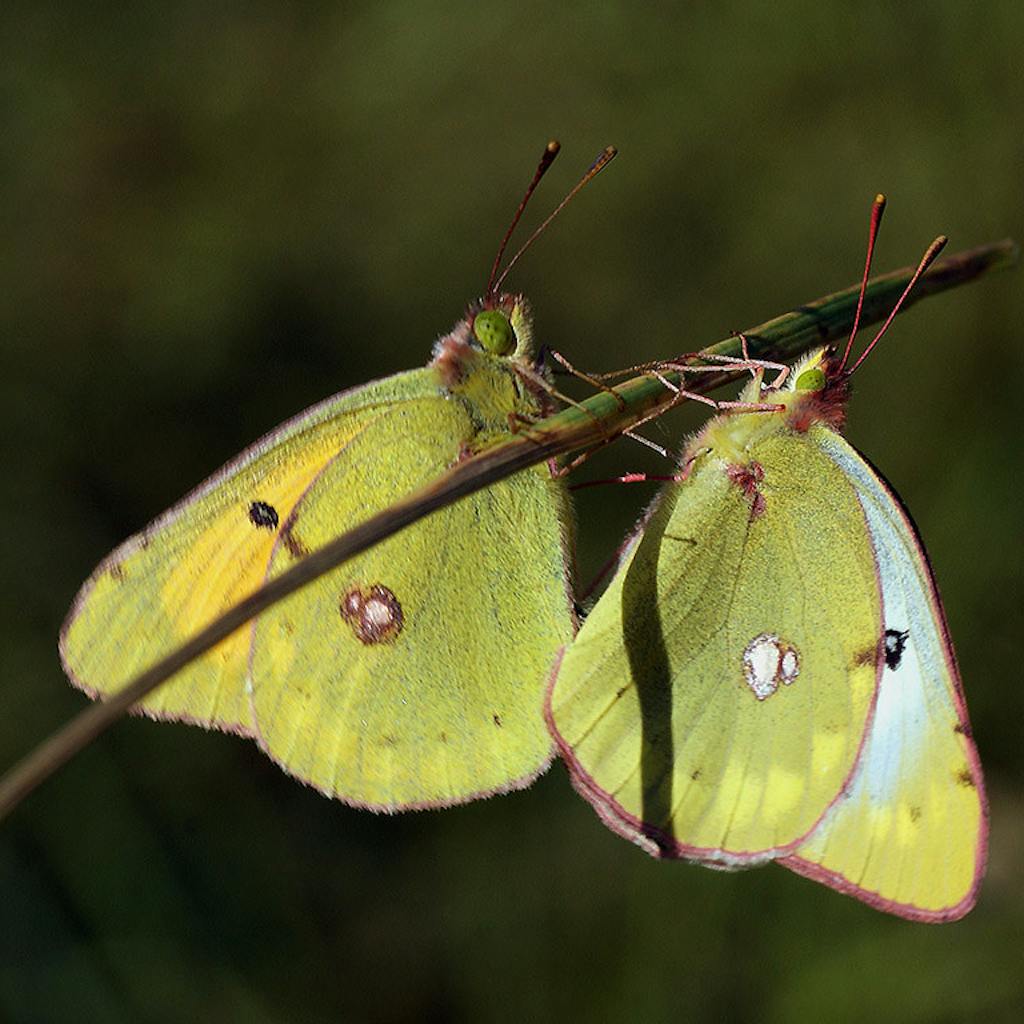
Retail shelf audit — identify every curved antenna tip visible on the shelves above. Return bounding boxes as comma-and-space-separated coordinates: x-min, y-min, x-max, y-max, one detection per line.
846, 229, 951, 375
485, 140, 565, 297
490, 143, 618, 295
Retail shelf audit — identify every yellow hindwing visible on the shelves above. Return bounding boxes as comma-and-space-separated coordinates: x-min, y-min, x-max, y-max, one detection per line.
550, 429, 881, 862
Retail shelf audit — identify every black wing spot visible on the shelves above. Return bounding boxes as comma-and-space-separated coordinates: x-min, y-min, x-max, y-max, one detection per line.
492, 714, 503, 728
883, 629, 910, 671
955, 767, 976, 788
690, 767, 702, 781
249, 501, 279, 529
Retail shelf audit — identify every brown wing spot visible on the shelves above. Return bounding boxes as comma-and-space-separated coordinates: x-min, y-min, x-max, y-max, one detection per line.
109, 562, 127, 582
690, 767, 702, 781
279, 511, 310, 558
908, 805, 923, 822
955, 767, 976, 788
853, 644, 878, 668
380, 734, 399, 747
340, 584, 404, 644
439, 732, 448, 744
249, 500, 279, 529
282, 532, 309, 558
493, 714, 503, 728
954, 722, 972, 737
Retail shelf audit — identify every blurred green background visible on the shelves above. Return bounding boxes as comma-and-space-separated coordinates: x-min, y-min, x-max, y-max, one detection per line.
2, 3, 1022, 1021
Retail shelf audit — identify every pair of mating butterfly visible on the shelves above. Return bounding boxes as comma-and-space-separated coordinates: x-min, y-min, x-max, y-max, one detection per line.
61, 145, 985, 923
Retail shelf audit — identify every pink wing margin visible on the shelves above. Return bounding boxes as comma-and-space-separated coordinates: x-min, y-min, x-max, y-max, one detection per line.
779, 436, 988, 921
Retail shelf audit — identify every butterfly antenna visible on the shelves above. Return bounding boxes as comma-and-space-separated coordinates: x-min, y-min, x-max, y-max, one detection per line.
485, 141, 562, 299
491, 145, 617, 295
838, 194, 887, 373
847, 234, 948, 376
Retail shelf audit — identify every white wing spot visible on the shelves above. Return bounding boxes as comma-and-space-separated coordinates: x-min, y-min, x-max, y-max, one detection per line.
742, 632, 800, 700
781, 648, 800, 684
364, 597, 394, 626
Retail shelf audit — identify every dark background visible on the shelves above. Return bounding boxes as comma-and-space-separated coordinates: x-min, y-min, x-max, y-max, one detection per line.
2, 4, 1022, 1021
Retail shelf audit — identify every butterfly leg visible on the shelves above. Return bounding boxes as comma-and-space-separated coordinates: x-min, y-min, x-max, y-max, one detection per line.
548, 349, 627, 410
721, 332, 791, 388
533, 353, 673, 467
647, 362, 786, 417
507, 410, 539, 433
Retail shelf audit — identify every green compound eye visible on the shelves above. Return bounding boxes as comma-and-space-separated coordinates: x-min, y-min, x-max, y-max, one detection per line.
472, 310, 516, 355
795, 367, 827, 392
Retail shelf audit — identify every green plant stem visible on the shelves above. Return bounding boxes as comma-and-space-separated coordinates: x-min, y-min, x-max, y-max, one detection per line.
0, 238, 1016, 820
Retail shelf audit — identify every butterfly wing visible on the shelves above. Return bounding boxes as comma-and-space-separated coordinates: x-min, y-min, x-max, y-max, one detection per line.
248, 363, 574, 809
60, 369, 447, 734
547, 428, 882, 864
781, 428, 987, 921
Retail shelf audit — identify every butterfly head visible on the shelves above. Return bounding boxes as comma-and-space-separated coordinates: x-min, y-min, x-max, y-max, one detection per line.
792, 348, 831, 393
470, 294, 534, 362
741, 198, 947, 436
432, 295, 534, 386
766, 346, 851, 433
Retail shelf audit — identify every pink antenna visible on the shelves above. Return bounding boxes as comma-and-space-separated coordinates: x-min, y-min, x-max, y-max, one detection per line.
839, 194, 887, 372
486, 140, 562, 299
490, 145, 617, 296
846, 234, 947, 375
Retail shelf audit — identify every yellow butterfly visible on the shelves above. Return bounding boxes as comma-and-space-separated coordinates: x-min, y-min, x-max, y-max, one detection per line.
547, 197, 987, 921
60, 143, 619, 812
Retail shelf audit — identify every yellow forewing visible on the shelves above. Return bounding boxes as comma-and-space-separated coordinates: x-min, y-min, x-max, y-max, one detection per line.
550, 429, 881, 862
249, 394, 572, 808
782, 430, 986, 920
60, 371, 431, 733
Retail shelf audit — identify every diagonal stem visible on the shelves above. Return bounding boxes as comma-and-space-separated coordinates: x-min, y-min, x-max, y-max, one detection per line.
0, 237, 1016, 820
